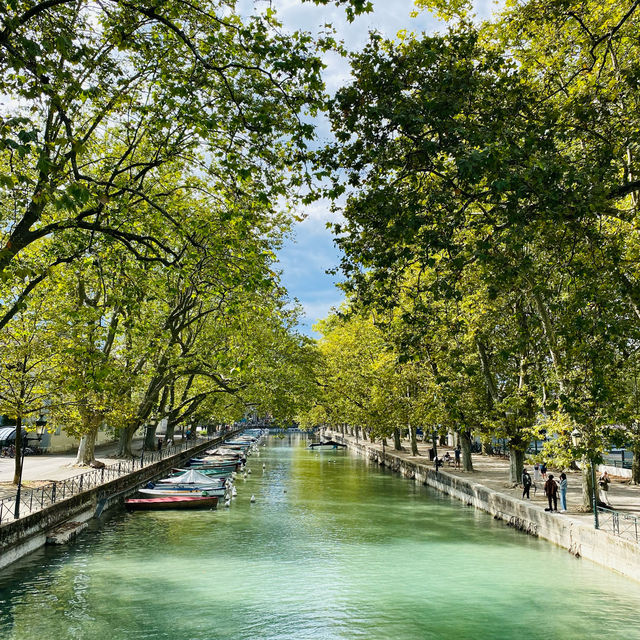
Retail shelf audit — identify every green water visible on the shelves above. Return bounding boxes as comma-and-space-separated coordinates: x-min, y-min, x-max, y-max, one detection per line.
2, 435, 640, 640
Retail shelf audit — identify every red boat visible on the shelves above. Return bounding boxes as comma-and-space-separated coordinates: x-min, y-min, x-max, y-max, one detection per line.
125, 495, 218, 511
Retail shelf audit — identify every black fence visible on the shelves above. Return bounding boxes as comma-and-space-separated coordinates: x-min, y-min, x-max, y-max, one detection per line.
597, 506, 640, 543
0, 435, 222, 525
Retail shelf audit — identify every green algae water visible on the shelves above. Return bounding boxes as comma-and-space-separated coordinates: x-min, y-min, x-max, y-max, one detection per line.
2, 435, 640, 640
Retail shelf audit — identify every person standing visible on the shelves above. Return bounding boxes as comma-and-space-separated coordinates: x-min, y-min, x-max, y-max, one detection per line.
558, 472, 568, 512
534, 463, 541, 482
522, 468, 532, 499
540, 461, 548, 480
598, 470, 611, 506
454, 444, 461, 469
544, 474, 558, 512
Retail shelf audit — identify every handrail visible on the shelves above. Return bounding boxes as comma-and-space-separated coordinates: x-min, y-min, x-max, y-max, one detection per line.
0, 431, 235, 525
597, 506, 640, 544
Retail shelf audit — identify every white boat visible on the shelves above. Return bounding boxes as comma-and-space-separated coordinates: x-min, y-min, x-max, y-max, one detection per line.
143, 469, 228, 495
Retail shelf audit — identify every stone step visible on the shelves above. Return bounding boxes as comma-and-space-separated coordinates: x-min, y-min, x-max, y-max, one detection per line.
46, 521, 88, 545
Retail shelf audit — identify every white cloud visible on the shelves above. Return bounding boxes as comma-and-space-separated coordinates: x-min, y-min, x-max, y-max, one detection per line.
255, 0, 506, 335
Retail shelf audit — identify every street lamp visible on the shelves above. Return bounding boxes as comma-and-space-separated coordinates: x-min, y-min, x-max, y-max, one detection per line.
13, 424, 26, 519
35, 415, 47, 445
571, 428, 599, 529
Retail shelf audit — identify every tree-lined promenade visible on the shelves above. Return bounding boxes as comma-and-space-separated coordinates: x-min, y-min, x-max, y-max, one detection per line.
303, 0, 640, 515
4, 0, 640, 526
0, 0, 371, 483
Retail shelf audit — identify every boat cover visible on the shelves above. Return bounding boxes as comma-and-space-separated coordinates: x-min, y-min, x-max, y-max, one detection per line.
161, 469, 217, 484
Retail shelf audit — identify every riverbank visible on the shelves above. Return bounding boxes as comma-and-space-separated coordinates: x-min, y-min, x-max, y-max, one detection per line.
0, 431, 236, 569
325, 430, 640, 583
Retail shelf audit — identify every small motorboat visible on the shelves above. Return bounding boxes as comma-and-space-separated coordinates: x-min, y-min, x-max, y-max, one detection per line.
190, 457, 239, 467
170, 467, 232, 478
125, 495, 218, 511
138, 486, 227, 497
309, 440, 347, 450
206, 447, 244, 457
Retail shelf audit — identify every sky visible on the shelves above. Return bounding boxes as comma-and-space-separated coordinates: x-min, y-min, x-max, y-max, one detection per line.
241, 0, 499, 336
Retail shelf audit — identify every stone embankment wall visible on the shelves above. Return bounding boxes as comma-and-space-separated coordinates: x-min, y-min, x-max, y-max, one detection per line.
0, 434, 234, 569
327, 431, 640, 583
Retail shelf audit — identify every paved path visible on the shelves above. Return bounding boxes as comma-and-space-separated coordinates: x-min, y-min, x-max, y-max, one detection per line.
338, 433, 640, 528
0, 436, 193, 498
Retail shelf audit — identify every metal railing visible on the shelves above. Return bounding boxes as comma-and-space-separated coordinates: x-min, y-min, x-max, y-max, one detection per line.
597, 506, 640, 543
0, 433, 229, 525
605, 459, 633, 470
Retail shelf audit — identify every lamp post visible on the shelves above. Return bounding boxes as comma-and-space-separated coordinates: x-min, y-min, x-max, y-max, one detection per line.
13, 424, 26, 519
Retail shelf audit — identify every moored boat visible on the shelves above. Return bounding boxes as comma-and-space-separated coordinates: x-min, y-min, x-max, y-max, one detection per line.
170, 467, 232, 477
125, 495, 218, 511
138, 487, 227, 497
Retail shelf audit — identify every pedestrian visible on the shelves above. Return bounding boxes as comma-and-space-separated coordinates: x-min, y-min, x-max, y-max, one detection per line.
522, 467, 532, 499
540, 461, 547, 480
533, 463, 541, 482
598, 470, 611, 506
544, 474, 558, 512
454, 444, 461, 469
558, 472, 568, 512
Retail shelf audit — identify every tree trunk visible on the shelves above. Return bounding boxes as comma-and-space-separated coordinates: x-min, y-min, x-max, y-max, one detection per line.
75, 420, 99, 466
355, 425, 360, 441
633, 442, 640, 485
369, 430, 375, 443
144, 421, 158, 451
165, 419, 176, 442
581, 457, 596, 511
409, 425, 419, 456
13, 416, 23, 485
509, 444, 525, 484
393, 427, 402, 450
117, 423, 136, 458
461, 429, 473, 472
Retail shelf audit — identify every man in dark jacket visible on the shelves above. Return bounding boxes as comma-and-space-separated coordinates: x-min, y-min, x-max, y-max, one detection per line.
522, 468, 532, 499
544, 474, 558, 512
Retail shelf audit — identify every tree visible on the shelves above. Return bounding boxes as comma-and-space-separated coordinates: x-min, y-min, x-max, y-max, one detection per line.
0, 291, 60, 483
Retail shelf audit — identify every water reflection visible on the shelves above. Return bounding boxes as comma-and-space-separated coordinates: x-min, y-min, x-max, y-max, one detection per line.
1, 435, 640, 639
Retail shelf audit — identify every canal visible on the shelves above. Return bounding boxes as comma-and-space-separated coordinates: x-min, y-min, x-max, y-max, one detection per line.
2, 434, 640, 639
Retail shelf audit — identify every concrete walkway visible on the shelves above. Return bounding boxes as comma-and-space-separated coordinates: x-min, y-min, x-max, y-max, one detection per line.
0, 436, 189, 497
340, 433, 640, 525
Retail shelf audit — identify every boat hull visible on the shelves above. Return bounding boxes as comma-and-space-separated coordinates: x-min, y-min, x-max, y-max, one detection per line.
125, 496, 218, 511
138, 487, 226, 497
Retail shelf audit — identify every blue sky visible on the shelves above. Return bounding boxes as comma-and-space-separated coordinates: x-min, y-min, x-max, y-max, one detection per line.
247, 0, 498, 336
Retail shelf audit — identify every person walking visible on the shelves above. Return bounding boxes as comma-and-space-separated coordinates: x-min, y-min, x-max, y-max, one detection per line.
558, 472, 568, 512
540, 461, 548, 480
544, 474, 558, 512
454, 444, 461, 469
533, 463, 541, 482
522, 468, 532, 499
598, 470, 611, 506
